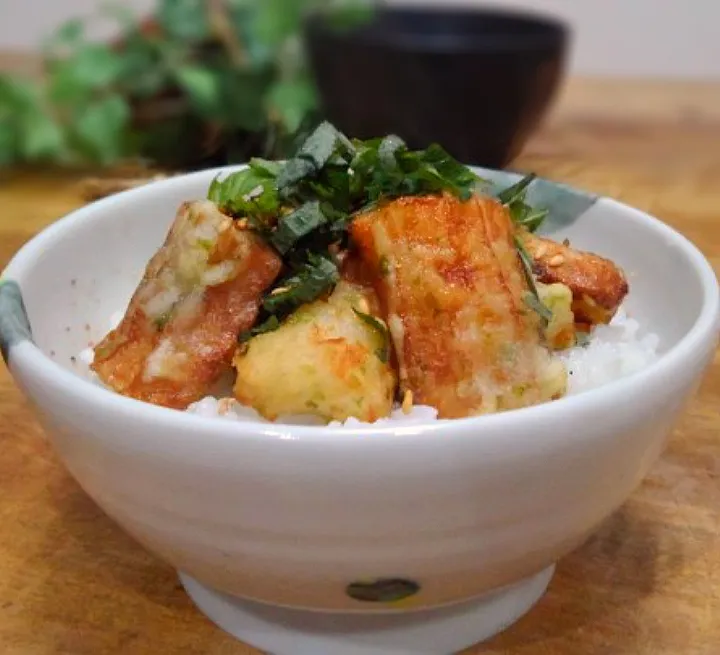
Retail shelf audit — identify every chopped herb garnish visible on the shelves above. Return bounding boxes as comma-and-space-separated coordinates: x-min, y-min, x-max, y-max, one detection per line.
262, 253, 339, 316
209, 122, 549, 342
208, 160, 280, 219
377, 135, 405, 170
248, 158, 283, 178
498, 173, 548, 233
514, 235, 552, 325
353, 308, 390, 363
277, 121, 355, 193
210, 121, 482, 241
238, 315, 281, 343
270, 201, 328, 255
523, 292, 553, 324
497, 173, 536, 205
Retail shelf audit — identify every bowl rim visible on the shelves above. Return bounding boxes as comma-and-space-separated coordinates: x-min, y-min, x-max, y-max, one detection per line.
304, 5, 569, 55
2, 166, 719, 443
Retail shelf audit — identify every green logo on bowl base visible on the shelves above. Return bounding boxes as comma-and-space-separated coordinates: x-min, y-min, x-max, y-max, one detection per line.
346, 578, 421, 603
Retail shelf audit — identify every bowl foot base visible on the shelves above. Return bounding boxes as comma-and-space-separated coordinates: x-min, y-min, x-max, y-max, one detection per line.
179, 565, 554, 655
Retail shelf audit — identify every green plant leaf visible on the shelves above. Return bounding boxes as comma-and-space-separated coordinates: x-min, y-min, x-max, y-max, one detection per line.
115, 35, 168, 98
100, 1, 137, 28
0, 75, 43, 110
238, 314, 281, 343
353, 308, 390, 363
157, 0, 210, 42
0, 0, 350, 168
174, 66, 222, 116
249, 157, 283, 177
253, 0, 304, 47
71, 95, 130, 163
208, 164, 280, 218
267, 77, 318, 134
0, 76, 66, 162
261, 253, 339, 315
20, 111, 66, 161
48, 45, 124, 104
43, 19, 84, 53
323, 1, 376, 30
514, 235, 551, 325
497, 173, 549, 233
271, 200, 327, 254
218, 68, 273, 132
277, 121, 355, 191
227, 1, 273, 67
0, 121, 18, 166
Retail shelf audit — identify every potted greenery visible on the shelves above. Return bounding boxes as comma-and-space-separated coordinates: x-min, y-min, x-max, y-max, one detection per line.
0, 0, 372, 173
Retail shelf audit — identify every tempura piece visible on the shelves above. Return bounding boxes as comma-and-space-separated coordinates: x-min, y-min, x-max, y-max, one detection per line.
538, 282, 576, 350
92, 200, 282, 409
522, 232, 628, 326
350, 193, 566, 419
233, 281, 397, 422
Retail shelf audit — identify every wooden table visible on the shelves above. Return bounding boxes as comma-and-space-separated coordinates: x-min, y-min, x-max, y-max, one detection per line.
1, 78, 719, 655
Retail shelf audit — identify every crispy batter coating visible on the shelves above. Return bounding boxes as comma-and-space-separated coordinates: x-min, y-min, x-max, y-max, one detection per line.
92, 201, 281, 409
538, 282, 577, 350
522, 232, 629, 325
350, 194, 565, 419
233, 282, 397, 422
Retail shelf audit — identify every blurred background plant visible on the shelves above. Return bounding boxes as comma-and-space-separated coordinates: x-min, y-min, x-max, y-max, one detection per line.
0, 0, 372, 171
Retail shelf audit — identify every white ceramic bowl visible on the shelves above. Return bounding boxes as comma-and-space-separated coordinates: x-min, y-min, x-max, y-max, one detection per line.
2, 168, 718, 655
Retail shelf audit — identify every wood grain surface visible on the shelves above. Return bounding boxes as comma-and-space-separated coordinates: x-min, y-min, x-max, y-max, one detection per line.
1, 78, 719, 655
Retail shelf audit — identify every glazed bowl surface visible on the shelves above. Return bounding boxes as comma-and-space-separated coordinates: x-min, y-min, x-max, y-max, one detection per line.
1, 167, 717, 613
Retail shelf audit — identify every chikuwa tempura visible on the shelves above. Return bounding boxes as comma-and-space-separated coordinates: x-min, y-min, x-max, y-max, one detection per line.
88, 123, 656, 425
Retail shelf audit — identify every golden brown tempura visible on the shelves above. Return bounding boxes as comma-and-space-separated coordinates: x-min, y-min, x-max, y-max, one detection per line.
92, 200, 281, 409
233, 281, 397, 422
522, 232, 628, 326
351, 193, 566, 419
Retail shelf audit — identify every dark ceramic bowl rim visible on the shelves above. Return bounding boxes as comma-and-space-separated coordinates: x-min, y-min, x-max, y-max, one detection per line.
304, 6, 569, 54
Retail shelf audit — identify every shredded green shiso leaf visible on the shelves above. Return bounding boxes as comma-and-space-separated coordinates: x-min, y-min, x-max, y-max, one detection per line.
208, 121, 550, 339
353, 308, 391, 363
514, 235, 552, 325
497, 173, 549, 233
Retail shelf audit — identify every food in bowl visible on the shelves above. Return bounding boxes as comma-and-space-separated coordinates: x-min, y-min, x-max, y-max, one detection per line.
84, 123, 656, 425
1, 124, 717, 652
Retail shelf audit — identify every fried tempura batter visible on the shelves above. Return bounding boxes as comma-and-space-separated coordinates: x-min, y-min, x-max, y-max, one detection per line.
522, 232, 628, 326
233, 281, 397, 422
351, 194, 566, 419
92, 200, 281, 409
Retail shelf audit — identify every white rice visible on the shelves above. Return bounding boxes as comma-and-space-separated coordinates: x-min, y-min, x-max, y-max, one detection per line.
81, 306, 659, 428
187, 395, 441, 427
559, 307, 660, 395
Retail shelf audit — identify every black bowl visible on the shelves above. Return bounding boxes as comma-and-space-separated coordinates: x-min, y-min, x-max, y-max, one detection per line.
304, 6, 569, 167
